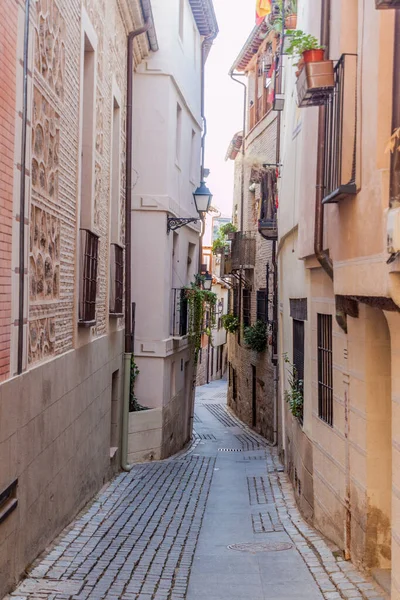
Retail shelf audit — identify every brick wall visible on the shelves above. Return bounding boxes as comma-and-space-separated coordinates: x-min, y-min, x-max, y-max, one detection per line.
227, 111, 278, 442
0, 0, 18, 381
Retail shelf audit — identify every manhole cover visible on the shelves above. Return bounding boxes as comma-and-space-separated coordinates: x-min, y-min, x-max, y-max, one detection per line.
218, 448, 243, 452
228, 542, 292, 553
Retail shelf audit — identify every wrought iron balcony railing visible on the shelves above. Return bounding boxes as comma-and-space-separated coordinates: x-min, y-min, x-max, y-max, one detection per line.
231, 232, 256, 270
322, 54, 358, 204
109, 243, 123, 316
79, 229, 99, 325
171, 288, 189, 338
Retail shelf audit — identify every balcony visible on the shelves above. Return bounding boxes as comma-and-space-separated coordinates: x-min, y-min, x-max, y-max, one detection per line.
171, 288, 189, 338
79, 229, 99, 326
109, 243, 123, 316
322, 54, 358, 204
375, 0, 400, 7
296, 60, 335, 108
231, 232, 256, 270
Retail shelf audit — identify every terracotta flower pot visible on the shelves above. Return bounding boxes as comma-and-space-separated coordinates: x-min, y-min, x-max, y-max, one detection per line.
285, 14, 297, 29
303, 49, 325, 63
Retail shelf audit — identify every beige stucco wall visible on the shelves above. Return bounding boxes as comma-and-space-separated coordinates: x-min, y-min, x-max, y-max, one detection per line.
0, 331, 124, 597
277, 1, 400, 594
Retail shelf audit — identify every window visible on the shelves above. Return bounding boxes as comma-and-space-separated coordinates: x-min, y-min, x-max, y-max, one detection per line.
233, 288, 239, 318
230, 365, 237, 400
257, 289, 268, 322
109, 95, 123, 316
293, 319, 305, 423
176, 104, 182, 163
79, 229, 99, 324
179, 0, 184, 41
190, 129, 197, 182
243, 289, 251, 327
317, 314, 333, 426
80, 33, 96, 229
109, 243, 123, 315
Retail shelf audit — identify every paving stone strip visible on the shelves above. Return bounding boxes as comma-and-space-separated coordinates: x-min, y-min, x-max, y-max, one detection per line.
202, 403, 240, 427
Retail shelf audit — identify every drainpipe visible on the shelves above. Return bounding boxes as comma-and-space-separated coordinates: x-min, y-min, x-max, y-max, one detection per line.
314, 0, 333, 282
229, 72, 247, 344
17, 0, 31, 375
121, 20, 151, 472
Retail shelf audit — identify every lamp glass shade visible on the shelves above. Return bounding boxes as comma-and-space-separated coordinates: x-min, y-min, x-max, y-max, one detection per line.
193, 181, 212, 214
273, 94, 285, 111
203, 272, 212, 291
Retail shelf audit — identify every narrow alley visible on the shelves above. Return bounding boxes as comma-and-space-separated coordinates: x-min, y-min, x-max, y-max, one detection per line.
6, 381, 386, 600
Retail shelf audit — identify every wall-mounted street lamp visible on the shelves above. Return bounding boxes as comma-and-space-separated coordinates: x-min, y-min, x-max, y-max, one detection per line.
273, 93, 285, 111
203, 271, 213, 291
167, 181, 213, 233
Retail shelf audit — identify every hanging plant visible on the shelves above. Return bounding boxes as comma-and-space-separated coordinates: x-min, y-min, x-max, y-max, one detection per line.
385, 127, 400, 154
243, 320, 268, 353
283, 353, 303, 419
184, 281, 217, 364
129, 355, 148, 412
221, 313, 239, 334
212, 223, 237, 255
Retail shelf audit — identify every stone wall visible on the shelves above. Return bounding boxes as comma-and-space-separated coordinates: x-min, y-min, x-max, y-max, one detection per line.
227, 110, 278, 443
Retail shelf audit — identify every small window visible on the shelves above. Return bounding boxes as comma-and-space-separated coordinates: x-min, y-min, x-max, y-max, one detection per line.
176, 104, 182, 163
293, 319, 305, 423
256, 289, 267, 322
317, 314, 333, 426
243, 289, 251, 327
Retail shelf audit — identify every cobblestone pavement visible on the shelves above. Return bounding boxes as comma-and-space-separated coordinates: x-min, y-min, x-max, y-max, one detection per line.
5, 380, 387, 600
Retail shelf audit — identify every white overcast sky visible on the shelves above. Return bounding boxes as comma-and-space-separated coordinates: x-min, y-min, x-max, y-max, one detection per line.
204, 0, 255, 217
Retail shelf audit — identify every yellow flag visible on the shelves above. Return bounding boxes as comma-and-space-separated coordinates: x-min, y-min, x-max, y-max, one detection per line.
256, 0, 272, 18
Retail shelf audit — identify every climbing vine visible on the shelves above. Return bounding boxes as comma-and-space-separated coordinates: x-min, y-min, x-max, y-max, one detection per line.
129, 355, 148, 412
283, 353, 304, 420
184, 281, 217, 364
221, 313, 239, 334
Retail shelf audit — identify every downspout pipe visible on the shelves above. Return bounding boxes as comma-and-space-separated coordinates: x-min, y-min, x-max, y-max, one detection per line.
314, 0, 333, 281
18, 0, 31, 375
122, 20, 151, 472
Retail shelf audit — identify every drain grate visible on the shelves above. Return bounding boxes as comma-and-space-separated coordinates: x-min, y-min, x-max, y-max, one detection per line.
228, 542, 292, 553
218, 448, 244, 452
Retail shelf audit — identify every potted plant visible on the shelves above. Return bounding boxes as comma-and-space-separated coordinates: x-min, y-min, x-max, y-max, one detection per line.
285, 0, 297, 29
221, 313, 239, 334
243, 320, 268, 353
286, 30, 334, 107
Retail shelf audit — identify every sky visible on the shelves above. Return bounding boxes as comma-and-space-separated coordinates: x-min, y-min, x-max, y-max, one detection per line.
203, 0, 255, 218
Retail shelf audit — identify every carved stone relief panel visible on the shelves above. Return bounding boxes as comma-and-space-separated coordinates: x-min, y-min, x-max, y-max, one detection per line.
30, 205, 60, 302
83, 0, 104, 81
32, 87, 60, 201
96, 89, 104, 155
34, 0, 66, 100
28, 317, 56, 364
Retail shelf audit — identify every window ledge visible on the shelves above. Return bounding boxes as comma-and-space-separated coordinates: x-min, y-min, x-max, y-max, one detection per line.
109, 312, 124, 319
78, 320, 96, 328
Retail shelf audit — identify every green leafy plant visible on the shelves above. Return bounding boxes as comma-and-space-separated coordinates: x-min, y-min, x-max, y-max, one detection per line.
285, 30, 324, 61
271, 0, 297, 31
129, 356, 148, 412
221, 313, 239, 334
212, 223, 237, 255
283, 353, 304, 419
185, 281, 217, 364
243, 320, 268, 353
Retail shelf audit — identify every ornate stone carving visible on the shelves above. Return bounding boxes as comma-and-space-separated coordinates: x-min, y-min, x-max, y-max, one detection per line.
83, 0, 104, 80
34, 0, 66, 100
32, 87, 60, 201
28, 317, 56, 364
96, 89, 104, 155
30, 205, 60, 301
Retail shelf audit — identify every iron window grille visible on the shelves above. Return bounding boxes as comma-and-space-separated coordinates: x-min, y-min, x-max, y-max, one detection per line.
231, 232, 256, 270
79, 229, 99, 325
323, 54, 358, 204
233, 288, 239, 318
242, 289, 251, 327
171, 288, 189, 337
293, 319, 305, 424
109, 243, 123, 316
317, 314, 333, 426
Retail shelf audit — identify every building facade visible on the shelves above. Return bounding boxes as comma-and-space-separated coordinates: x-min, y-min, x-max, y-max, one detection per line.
0, 0, 155, 595
277, 1, 400, 596
225, 24, 280, 444
129, 0, 218, 461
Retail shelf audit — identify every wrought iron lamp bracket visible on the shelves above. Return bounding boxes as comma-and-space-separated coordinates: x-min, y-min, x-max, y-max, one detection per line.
167, 217, 198, 234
